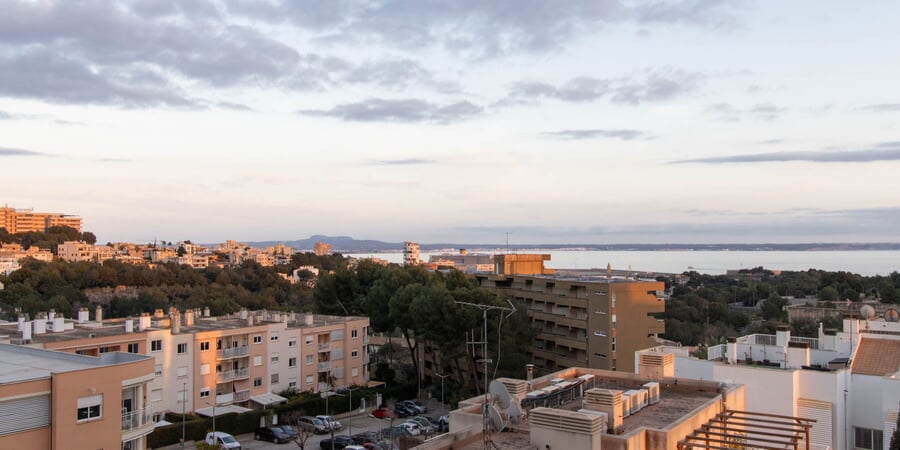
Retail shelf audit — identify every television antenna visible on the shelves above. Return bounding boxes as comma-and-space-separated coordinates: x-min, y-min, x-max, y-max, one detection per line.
456, 299, 516, 450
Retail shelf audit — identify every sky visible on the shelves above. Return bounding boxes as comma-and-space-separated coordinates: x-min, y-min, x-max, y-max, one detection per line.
2, 0, 900, 245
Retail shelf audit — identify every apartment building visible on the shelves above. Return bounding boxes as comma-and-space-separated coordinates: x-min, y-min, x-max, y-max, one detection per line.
473, 260, 665, 374
403, 241, 420, 266
0, 343, 155, 450
57, 241, 114, 263
0, 206, 82, 233
0, 307, 369, 422
0, 243, 54, 275
314, 242, 331, 256
636, 314, 900, 450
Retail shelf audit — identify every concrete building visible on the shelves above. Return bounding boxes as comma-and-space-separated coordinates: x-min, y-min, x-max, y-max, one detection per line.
426, 251, 494, 272
57, 241, 114, 263
0, 308, 369, 422
314, 242, 332, 256
0, 206, 82, 233
473, 261, 665, 373
403, 241, 420, 266
0, 343, 155, 450
635, 314, 900, 450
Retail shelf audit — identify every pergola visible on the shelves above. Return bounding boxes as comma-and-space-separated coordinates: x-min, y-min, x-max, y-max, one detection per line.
677, 410, 816, 450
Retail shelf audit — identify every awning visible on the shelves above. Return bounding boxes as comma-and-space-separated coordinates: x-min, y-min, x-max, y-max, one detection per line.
154, 420, 173, 428
367, 380, 386, 388
251, 392, 288, 406
195, 405, 252, 417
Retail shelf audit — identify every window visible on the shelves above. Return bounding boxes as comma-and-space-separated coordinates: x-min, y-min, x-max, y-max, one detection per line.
99, 346, 111, 354
288, 379, 297, 389
854, 427, 883, 450
127, 343, 139, 353
178, 366, 188, 378
611, 337, 617, 352
270, 333, 279, 342
306, 375, 314, 385
177, 343, 187, 354
271, 353, 279, 364
151, 340, 162, 352
253, 335, 262, 344
76, 394, 102, 422
611, 314, 617, 329
151, 389, 163, 402
351, 368, 359, 377
351, 349, 359, 358
253, 377, 262, 387
199, 364, 209, 375
200, 341, 210, 351
611, 292, 617, 308
305, 336, 314, 345
288, 337, 297, 347
306, 355, 314, 365
155, 364, 163, 377
271, 374, 279, 384
595, 353, 607, 359
289, 357, 297, 367
200, 387, 210, 398
351, 329, 358, 339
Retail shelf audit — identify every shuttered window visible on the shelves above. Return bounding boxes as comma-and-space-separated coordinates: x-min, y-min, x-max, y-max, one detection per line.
0, 395, 50, 435
76, 394, 102, 421
798, 399, 832, 449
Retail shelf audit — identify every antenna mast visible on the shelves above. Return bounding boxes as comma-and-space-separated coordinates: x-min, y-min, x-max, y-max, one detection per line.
456, 299, 516, 450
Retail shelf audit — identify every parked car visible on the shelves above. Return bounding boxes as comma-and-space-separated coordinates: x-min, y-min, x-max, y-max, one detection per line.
255, 426, 291, 444
319, 435, 355, 450
298, 416, 329, 434
399, 421, 422, 436
408, 416, 438, 434
351, 431, 381, 445
205, 431, 242, 449
371, 405, 392, 419
316, 414, 343, 431
275, 424, 300, 439
436, 415, 449, 432
345, 446, 366, 450
393, 403, 414, 417
399, 400, 427, 414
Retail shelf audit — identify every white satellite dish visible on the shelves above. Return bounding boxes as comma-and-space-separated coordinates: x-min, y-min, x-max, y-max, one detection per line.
489, 380, 512, 410
487, 404, 508, 432
860, 305, 876, 320
506, 398, 524, 421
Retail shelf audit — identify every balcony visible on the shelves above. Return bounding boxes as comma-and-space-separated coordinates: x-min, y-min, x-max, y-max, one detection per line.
216, 367, 249, 383
317, 361, 331, 372
216, 346, 250, 360
216, 393, 234, 404
318, 343, 331, 352
233, 389, 250, 402
121, 406, 153, 434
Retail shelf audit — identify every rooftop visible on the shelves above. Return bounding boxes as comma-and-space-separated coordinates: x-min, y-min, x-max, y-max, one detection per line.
0, 343, 149, 383
851, 336, 900, 377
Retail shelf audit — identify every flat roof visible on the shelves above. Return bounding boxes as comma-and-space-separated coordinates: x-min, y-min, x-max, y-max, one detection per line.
0, 343, 149, 384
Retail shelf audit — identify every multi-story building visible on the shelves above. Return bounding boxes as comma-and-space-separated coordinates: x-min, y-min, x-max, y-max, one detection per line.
0, 343, 155, 450
0, 206, 82, 233
403, 241, 420, 266
0, 307, 369, 421
314, 242, 331, 256
57, 241, 114, 263
0, 243, 54, 274
473, 258, 665, 373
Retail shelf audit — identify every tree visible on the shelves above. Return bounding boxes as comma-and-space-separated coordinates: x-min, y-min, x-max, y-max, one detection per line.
818, 286, 839, 301
80, 231, 97, 245
761, 295, 788, 322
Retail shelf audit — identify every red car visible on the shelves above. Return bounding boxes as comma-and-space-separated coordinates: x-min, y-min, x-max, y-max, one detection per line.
371, 406, 394, 419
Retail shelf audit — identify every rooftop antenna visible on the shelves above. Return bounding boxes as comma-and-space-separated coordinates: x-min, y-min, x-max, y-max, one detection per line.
456, 299, 517, 450
505, 232, 510, 254
607, 263, 612, 282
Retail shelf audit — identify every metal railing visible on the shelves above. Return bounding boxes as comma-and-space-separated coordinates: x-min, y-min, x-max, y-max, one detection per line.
738, 334, 777, 346
121, 406, 153, 432
318, 343, 331, 351
707, 344, 725, 360
233, 390, 250, 402
216, 367, 249, 383
789, 336, 820, 350
216, 346, 250, 359
318, 361, 331, 371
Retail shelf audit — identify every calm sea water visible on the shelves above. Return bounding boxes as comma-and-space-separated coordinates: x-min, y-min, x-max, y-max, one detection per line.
347, 250, 900, 276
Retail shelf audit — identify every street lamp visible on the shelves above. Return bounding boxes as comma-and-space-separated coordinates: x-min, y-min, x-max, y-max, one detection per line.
204, 399, 217, 442
435, 373, 450, 414
346, 386, 361, 436
181, 382, 186, 448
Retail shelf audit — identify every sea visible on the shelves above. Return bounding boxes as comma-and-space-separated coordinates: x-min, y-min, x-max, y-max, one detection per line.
347, 250, 900, 276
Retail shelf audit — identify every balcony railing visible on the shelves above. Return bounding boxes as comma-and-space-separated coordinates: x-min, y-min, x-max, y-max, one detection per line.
216, 367, 249, 383
216, 346, 250, 359
318, 361, 331, 372
233, 389, 251, 402
707, 344, 725, 361
121, 406, 153, 433
318, 343, 330, 352
737, 334, 777, 346
789, 336, 820, 350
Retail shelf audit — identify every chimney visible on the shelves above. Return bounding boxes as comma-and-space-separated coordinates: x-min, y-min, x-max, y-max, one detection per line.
726, 337, 737, 364
17, 314, 26, 331
184, 309, 194, 326
125, 318, 134, 333
34, 319, 46, 335
785, 341, 810, 369
203, 307, 210, 317
78, 308, 89, 323
95, 305, 103, 322
776, 325, 791, 347
48, 309, 55, 321
305, 314, 314, 326
172, 312, 181, 334
247, 314, 255, 326
239, 308, 248, 320
139, 313, 151, 331
22, 321, 32, 341
526, 364, 535, 383
154, 308, 164, 318
53, 317, 65, 333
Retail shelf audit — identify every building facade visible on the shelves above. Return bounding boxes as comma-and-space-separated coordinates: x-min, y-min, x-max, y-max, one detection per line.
0, 206, 82, 233
403, 241, 420, 266
0, 344, 155, 450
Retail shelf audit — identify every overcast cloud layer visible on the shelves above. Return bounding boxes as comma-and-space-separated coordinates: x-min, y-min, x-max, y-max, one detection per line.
2, 1, 900, 244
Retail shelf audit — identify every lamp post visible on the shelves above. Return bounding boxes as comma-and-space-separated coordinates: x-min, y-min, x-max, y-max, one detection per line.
346, 386, 360, 436
435, 373, 450, 414
181, 382, 186, 448
205, 400, 217, 443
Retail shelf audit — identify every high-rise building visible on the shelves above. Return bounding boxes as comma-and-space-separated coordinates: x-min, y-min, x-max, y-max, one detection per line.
313, 242, 331, 256
403, 241, 420, 266
0, 206, 82, 233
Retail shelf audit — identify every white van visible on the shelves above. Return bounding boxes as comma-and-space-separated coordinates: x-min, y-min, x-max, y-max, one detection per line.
205, 431, 242, 449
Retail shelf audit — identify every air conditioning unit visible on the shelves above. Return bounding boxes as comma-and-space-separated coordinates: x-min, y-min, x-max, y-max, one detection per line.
643, 382, 660, 405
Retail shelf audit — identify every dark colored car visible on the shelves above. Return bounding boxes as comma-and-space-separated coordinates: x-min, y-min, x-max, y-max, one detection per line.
275, 424, 300, 439
255, 426, 291, 444
393, 403, 414, 417
352, 432, 381, 445
399, 400, 427, 414
319, 435, 355, 450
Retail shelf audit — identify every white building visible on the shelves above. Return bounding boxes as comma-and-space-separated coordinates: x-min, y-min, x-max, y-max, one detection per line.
636, 315, 900, 450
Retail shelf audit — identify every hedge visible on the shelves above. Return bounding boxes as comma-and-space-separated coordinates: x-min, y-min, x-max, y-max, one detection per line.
147, 410, 269, 448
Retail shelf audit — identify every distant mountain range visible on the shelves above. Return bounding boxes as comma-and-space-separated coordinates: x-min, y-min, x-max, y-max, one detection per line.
246, 235, 900, 253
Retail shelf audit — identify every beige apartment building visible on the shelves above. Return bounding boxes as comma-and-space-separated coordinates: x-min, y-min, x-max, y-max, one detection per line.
57, 240, 114, 263
0, 307, 369, 421
0, 343, 155, 450
1, 206, 82, 233
474, 258, 665, 374
314, 242, 331, 256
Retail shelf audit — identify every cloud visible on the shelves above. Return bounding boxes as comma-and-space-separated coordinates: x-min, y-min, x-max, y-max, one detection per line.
861, 103, 900, 113
342, 59, 460, 92
364, 158, 438, 166
300, 98, 483, 123
507, 68, 704, 105
541, 128, 648, 141
672, 143, 900, 164
0, 146, 49, 157
705, 102, 788, 121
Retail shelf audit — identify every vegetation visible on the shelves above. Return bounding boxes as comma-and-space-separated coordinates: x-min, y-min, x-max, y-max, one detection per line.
0, 226, 96, 253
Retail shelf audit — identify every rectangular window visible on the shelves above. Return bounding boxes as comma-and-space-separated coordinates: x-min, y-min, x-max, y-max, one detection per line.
611, 314, 617, 329
151, 389, 163, 402
155, 364, 163, 377
178, 366, 189, 378
76, 394, 102, 422
306, 375, 313, 385
854, 427, 883, 450
271, 353, 279, 364
288, 337, 298, 347
289, 357, 297, 367
127, 343, 139, 353
352, 368, 359, 377
177, 343, 188, 354
270, 333, 279, 342
199, 364, 209, 375
253, 355, 262, 366
253, 377, 262, 387
253, 335, 262, 344
271, 374, 279, 384
200, 387, 210, 398
200, 341, 210, 351
306, 355, 313, 365
151, 340, 162, 352
611, 337, 617, 352
288, 379, 297, 389
351, 329, 358, 339
351, 349, 359, 358
305, 336, 314, 345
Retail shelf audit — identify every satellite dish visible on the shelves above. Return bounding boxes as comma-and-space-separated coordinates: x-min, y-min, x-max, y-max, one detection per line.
489, 380, 512, 409
506, 399, 523, 421
487, 404, 508, 432
885, 308, 899, 322
860, 305, 876, 320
